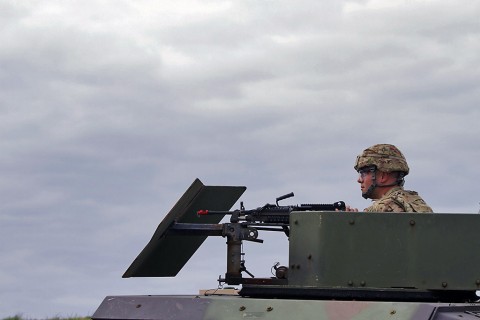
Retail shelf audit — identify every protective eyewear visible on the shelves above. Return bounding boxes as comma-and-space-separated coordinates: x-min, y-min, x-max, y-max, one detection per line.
358, 167, 375, 179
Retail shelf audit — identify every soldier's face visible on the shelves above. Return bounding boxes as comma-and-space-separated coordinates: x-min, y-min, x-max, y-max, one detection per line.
358, 169, 374, 196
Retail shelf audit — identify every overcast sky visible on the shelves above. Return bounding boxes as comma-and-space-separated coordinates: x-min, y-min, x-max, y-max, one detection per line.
1, 0, 480, 318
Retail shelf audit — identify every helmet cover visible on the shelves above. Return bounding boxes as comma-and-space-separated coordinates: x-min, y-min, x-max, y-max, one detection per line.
354, 144, 409, 175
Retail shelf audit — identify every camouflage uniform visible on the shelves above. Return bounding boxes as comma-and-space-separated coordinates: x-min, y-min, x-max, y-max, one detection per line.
355, 144, 433, 213
364, 186, 433, 213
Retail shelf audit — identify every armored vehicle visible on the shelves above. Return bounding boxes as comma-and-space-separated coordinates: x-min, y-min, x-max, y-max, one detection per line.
93, 179, 480, 320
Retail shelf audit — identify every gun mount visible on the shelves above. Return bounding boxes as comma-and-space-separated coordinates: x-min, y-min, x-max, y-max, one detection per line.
93, 179, 480, 320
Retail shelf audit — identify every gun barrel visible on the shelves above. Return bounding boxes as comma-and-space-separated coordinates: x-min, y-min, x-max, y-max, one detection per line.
298, 201, 345, 211
197, 209, 235, 216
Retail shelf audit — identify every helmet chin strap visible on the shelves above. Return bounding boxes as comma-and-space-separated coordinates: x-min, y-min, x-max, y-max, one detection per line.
362, 184, 375, 199
362, 170, 377, 199
362, 171, 405, 199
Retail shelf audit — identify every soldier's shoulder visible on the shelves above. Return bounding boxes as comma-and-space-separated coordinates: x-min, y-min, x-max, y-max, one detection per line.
392, 189, 433, 213
390, 188, 417, 197
366, 196, 405, 213
366, 188, 433, 213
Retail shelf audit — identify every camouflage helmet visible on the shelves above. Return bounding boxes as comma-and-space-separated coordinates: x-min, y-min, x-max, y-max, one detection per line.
354, 144, 409, 175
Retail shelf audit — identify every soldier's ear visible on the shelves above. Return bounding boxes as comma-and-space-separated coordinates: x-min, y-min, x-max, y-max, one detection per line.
378, 171, 392, 183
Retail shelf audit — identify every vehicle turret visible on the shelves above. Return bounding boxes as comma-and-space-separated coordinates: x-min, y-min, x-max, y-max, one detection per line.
93, 179, 480, 320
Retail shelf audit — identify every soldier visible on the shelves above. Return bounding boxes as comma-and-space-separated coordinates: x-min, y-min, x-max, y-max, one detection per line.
345, 144, 433, 213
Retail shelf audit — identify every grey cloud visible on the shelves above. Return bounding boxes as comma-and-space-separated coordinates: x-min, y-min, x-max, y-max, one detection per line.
1, 0, 480, 318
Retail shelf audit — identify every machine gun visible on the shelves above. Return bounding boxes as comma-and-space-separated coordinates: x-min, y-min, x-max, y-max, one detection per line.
197, 192, 345, 225
197, 192, 345, 238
